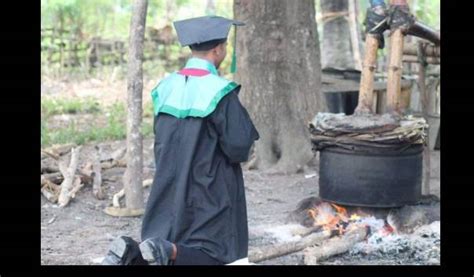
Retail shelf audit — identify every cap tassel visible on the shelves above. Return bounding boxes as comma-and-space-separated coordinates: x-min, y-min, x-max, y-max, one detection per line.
230, 27, 237, 74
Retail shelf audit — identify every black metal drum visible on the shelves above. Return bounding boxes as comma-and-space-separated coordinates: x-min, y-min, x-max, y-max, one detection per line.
319, 144, 423, 207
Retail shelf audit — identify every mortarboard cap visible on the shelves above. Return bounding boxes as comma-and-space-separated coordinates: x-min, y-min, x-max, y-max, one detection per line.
173, 16, 244, 49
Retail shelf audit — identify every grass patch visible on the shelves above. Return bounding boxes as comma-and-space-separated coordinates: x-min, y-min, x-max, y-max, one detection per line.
41, 97, 101, 116
41, 100, 154, 148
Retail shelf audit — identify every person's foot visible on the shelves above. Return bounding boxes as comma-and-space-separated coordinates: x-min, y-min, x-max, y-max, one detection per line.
101, 236, 142, 265
139, 238, 174, 265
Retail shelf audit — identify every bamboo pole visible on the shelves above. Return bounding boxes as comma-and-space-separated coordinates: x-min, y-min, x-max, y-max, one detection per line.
386, 28, 405, 114
354, 34, 379, 114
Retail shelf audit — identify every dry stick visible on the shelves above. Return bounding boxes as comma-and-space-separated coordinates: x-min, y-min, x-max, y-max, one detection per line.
112, 189, 125, 208
68, 177, 84, 199
112, 178, 153, 208
354, 34, 379, 114
58, 146, 82, 207
386, 28, 405, 114
248, 230, 333, 263
92, 146, 104, 200
303, 225, 369, 265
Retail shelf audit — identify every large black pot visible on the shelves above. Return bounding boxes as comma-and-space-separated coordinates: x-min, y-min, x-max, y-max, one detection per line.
319, 144, 423, 207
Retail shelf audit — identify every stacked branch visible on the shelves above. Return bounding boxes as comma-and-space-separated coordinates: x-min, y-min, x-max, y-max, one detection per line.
40, 144, 119, 206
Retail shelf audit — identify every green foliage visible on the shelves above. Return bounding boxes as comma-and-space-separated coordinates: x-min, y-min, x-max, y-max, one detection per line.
411, 0, 440, 29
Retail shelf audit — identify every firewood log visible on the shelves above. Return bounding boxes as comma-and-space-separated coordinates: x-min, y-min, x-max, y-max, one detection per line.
303, 225, 369, 265
248, 230, 333, 263
58, 146, 82, 207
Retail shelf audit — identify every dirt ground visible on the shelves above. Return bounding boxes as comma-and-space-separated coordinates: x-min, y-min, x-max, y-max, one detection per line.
40, 138, 440, 265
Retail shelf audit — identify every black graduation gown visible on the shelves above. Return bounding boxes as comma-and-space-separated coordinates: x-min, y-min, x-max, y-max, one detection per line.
141, 89, 259, 264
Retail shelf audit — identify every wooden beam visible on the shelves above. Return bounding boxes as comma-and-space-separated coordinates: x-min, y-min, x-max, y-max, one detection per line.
402, 55, 440, 64
403, 43, 440, 57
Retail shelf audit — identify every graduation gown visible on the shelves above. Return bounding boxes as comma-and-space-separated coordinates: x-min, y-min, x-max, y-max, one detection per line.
141, 85, 259, 264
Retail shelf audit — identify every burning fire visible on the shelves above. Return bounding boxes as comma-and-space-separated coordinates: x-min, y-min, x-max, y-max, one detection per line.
307, 202, 395, 236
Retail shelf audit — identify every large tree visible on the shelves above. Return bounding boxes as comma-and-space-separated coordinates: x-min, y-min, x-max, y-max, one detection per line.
234, 0, 325, 173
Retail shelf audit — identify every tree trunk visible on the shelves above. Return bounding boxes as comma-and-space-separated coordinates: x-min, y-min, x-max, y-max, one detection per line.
320, 0, 355, 69
123, 0, 148, 212
234, 0, 324, 173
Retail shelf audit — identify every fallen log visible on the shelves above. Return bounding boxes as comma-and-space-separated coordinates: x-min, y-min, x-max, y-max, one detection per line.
303, 225, 369, 265
58, 146, 82, 207
248, 229, 333, 263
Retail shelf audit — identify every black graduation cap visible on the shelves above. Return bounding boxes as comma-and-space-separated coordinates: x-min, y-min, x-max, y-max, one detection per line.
173, 15, 244, 50
173, 16, 244, 73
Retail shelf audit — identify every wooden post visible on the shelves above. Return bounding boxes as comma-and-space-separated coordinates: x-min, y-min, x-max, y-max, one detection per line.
418, 41, 431, 196
386, 28, 404, 114
399, 84, 411, 113
354, 34, 379, 114
348, 0, 362, 71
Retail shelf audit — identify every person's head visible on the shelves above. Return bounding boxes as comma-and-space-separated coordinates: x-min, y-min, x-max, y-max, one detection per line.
173, 16, 244, 69
190, 39, 228, 69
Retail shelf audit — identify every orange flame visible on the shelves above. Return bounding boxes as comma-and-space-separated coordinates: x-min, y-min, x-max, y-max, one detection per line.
307, 202, 364, 235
